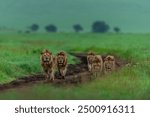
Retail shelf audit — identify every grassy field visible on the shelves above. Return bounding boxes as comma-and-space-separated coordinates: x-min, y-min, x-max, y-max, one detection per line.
0, 33, 150, 99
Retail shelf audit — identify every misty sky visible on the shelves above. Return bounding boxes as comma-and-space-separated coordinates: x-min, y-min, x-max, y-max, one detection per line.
0, 0, 150, 32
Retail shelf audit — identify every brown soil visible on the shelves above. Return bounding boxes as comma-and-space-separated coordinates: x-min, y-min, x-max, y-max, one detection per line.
0, 53, 127, 91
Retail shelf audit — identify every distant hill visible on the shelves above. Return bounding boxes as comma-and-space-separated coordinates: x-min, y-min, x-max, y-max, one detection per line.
0, 0, 150, 33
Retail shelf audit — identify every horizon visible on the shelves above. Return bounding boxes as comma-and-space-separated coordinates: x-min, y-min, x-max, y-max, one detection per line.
0, 0, 150, 33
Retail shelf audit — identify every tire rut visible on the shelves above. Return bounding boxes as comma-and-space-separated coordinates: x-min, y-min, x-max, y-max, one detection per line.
0, 53, 127, 91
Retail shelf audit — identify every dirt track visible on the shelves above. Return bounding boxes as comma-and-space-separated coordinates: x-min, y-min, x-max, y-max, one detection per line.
0, 53, 127, 91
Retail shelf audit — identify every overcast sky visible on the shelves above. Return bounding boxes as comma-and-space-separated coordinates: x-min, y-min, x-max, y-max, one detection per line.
0, 0, 150, 32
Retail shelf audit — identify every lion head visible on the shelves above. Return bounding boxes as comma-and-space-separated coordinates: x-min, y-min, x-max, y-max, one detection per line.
57, 51, 67, 66
104, 55, 115, 71
87, 52, 95, 64
40, 49, 53, 64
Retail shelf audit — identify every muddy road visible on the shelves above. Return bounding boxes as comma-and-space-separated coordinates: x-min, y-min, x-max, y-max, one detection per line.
0, 53, 127, 91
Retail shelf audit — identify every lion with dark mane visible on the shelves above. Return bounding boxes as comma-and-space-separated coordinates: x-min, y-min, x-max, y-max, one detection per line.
56, 51, 68, 79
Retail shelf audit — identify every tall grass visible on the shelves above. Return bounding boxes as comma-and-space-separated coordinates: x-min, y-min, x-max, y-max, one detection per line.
0, 33, 150, 99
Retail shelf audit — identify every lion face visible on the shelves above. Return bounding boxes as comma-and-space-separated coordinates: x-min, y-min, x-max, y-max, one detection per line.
87, 52, 95, 64
41, 49, 53, 64
87, 52, 103, 73
57, 52, 67, 66
104, 55, 115, 71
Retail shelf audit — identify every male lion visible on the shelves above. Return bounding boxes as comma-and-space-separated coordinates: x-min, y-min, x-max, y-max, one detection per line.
103, 55, 115, 74
87, 52, 103, 75
56, 51, 68, 79
40, 49, 56, 81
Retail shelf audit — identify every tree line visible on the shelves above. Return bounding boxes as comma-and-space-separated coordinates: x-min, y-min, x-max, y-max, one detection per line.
26, 21, 120, 33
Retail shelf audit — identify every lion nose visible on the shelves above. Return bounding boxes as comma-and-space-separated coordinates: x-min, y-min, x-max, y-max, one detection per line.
46, 58, 49, 60
59, 59, 63, 63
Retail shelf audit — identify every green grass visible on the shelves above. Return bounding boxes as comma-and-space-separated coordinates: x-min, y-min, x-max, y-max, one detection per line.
0, 33, 150, 99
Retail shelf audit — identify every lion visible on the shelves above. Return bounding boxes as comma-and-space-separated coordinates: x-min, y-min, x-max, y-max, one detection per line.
87, 52, 103, 75
56, 51, 68, 79
40, 49, 56, 81
103, 55, 115, 74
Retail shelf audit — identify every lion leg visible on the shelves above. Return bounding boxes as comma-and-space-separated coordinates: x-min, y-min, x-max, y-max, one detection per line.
103, 63, 108, 74
104, 68, 110, 74
88, 64, 92, 72
48, 69, 54, 81
62, 68, 67, 79
43, 69, 49, 81
93, 72, 97, 78
100, 63, 103, 74
49, 73, 54, 81
58, 70, 61, 76
45, 73, 49, 81
50, 71, 55, 81
104, 69, 107, 74
59, 69, 65, 79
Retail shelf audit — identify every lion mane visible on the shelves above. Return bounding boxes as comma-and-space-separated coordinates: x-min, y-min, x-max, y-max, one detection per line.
40, 49, 56, 81
56, 51, 68, 79
87, 52, 103, 75
103, 55, 115, 74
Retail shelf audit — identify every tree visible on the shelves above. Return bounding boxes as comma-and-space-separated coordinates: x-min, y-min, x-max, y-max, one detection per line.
114, 27, 120, 33
45, 24, 57, 32
25, 30, 30, 34
92, 21, 109, 33
29, 24, 39, 32
73, 24, 83, 33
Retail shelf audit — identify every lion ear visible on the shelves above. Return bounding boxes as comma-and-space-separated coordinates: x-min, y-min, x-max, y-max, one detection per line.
107, 57, 110, 60
111, 57, 115, 61
61, 52, 65, 56
45, 49, 52, 54
104, 57, 107, 61
45, 49, 49, 53
40, 52, 44, 55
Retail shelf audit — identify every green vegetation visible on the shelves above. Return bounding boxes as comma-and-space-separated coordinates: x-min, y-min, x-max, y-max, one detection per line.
0, 33, 150, 99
